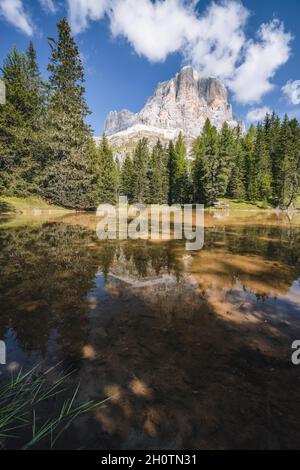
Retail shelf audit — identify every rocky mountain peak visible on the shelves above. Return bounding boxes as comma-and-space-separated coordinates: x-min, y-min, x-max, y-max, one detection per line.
103, 66, 240, 145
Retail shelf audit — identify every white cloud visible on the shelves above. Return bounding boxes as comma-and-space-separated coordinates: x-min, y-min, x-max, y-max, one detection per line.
247, 107, 272, 123
282, 80, 300, 105
109, 0, 199, 62
67, 0, 109, 35
66, 0, 293, 105
38, 0, 57, 14
0, 0, 33, 35
184, 1, 249, 79
229, 20, 292, 104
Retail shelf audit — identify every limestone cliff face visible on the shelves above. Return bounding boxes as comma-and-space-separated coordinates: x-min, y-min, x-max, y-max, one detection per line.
103, 66, 239, 140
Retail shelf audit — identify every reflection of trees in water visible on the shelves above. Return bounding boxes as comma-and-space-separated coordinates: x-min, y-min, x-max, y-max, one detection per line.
189, 224, 300, 300
205, 225, 300, 268
97, 239, 183, 281
1, 220, 299, 358
0, 223, 99, 357
0, 223, 184, 357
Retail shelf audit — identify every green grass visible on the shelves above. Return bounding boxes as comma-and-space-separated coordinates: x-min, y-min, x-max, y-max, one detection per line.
0, 365, 109, 450
215, 198, 274, 210
0, 196, 68, 214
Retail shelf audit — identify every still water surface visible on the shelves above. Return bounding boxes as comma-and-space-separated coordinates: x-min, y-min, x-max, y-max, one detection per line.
1, 211, 300, 449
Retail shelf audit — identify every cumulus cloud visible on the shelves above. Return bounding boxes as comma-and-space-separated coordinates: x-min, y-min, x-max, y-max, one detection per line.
229, 20, 292, 103
282, 80, 300, 105
38, 0, 57, 14
246, 107, 272, 123
0, 0, 33, 35
184, 0, 249, 79
67, 0, 109, 35
109, 0, 199, 62
66, 0, 292, 105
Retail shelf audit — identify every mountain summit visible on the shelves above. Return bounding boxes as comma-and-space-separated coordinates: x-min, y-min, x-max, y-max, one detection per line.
103, 66, 240, 141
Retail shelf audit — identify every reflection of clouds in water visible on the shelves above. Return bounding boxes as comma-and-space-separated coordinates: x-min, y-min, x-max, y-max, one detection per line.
2, 216, 300, 448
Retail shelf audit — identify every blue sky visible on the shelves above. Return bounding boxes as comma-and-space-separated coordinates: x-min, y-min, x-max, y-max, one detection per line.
0, 0, 300, 135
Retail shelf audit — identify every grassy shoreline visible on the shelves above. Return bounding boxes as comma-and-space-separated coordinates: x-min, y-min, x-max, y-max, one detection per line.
1, 195, 299, 216
0, 196, 71, 215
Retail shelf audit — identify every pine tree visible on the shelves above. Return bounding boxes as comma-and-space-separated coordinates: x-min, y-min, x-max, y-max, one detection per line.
42, 18, 98, 209
131, 138, 150, 203
227, 129, 246, 199
192, 119, 219, 205
121, 153, 134, 202
263, 112, 281, 201
173, 132, 189, 204
253, 124, 273, 200
243, 125, 257, 200
0, 44, 45, 194
149, 139, 169, 204
279, 117, 300, 209
97, 135, 117, 204
192, 136, 205, 203
167, 140, 176, 205
26, 42, 46, 126
217, 122, 235, 197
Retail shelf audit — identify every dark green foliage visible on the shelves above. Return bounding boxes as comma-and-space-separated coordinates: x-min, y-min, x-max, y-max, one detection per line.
243, 124, 256, 198
192, 119, 220, 205
168, 132, 189, 204
149, 140, 169, 204
279, 117, 300, 209
217, 123, 236, 197
131, 138, 150, 204
250, 124, 272, 200
0, 44, 45, 194
97, 135, 118, 204
120, 153, 134, 202
40, 18, 98, 209
227, 131, 246, 200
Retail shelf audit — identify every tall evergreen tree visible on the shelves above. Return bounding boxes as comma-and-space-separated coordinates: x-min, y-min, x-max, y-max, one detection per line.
121, 153, 134, 202
264, 112, 281, 201
42, 18, 98, 209
167, 140, 176, 205
192, 119, 219, 205
217, 122, 235, 197
97, 135, 117, 204
131, 138, 150, 203
0, 44, 45, 194
243, 125, 256, 200
173, 132, 189, 204
227, 128, 246, 199
149, 139, 169, 204
279, 117, 300, 209
255, 124, 273, 200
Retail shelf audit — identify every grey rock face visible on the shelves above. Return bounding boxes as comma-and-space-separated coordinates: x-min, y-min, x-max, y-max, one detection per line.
103, 66, 239, 138
104, 109, 137, 135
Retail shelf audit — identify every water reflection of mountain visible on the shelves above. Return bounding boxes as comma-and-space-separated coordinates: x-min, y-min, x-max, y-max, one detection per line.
1, 216, 300, 448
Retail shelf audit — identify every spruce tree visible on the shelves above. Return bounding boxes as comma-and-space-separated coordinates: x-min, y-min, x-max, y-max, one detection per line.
192, 136, 206, 203
0, 44, 45, 194
279, 117, 300, 209
149, 139, 169, 204
97, 135, 117, 204
269, 112, 282, 201
167, 140, 176, 205
255, 124, 273, 200
243, 125, 257, 200
173, 132, 189, 204
131, 138, 150, 203
121, 153, 134, 202
227, 129, 246, 200
192, 119, 219, 205
217, 122, 235, 197
42, 18, 98, 209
